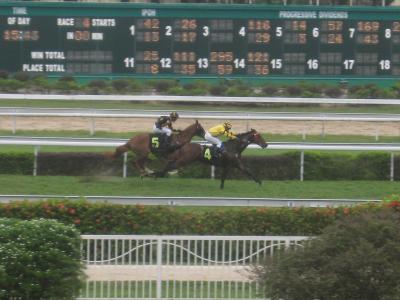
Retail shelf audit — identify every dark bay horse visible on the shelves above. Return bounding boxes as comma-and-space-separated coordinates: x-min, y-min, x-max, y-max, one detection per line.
109, 120, 205, 176
153, 129, 268, 189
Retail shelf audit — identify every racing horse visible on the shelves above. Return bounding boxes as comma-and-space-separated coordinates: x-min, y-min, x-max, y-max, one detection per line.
152, 129, 268, 189
108, 120, 205, 176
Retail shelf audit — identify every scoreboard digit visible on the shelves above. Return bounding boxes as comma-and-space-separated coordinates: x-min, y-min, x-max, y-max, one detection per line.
1, 2, 400, 79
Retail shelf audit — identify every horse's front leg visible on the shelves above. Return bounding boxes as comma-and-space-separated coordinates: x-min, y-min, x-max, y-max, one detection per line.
153, 161, 177, 178
220, 166, 229, 189
236, 160, 262, 186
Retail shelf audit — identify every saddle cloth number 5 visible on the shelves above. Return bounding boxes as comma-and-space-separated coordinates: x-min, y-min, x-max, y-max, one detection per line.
204, 148, 212, 160
152, 137, 160, 148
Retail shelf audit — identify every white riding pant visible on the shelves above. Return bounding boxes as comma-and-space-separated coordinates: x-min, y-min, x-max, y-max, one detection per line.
153, 124, 172, 136
204, 131, 222, 147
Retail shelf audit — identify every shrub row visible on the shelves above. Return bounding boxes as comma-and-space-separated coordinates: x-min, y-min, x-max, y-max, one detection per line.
0, 199, 399, 236
0, 152, 33, 175
1, 71, 400, 98
0, 152, 399, 180
0, 218, 84, 299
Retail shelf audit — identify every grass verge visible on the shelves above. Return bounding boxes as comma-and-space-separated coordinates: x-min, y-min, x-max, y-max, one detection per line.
82, 280, 257, 299
0, 175, 398, 200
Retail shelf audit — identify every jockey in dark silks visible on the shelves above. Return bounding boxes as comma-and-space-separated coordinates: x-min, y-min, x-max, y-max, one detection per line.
153, 111, 179, 136
152, 111, 180, 149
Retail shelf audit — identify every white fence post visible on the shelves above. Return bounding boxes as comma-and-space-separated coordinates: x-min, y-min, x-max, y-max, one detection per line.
123, 152, 128, 178
157, 237, 163, 299
300, 151, 304, 181
89, 117, 95, 136
12, 108, 17, 134
390, 153, 394, 182
33, 146, 39, 176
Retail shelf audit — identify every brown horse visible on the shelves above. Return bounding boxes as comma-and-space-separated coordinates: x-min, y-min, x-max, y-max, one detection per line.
153, 129, 268, 189
109, 120, 205, 176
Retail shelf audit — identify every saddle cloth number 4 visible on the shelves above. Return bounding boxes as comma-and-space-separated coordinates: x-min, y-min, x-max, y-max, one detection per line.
204, 148, 212, 160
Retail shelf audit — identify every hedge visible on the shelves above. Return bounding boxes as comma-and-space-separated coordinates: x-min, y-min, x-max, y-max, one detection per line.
0, 218, 84, 299
0, 152, 33, 175
0, 152, 399, 180
1, 74, 400, 98
0, 199, 399, 236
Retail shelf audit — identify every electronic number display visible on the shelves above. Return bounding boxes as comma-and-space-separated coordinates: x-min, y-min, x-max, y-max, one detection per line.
1, 2, 400, 78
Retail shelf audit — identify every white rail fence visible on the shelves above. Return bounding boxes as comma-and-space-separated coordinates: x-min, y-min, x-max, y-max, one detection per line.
79, 235, 309, 300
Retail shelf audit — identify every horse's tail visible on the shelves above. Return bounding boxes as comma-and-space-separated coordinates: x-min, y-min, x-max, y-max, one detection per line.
104, 143, 130, 159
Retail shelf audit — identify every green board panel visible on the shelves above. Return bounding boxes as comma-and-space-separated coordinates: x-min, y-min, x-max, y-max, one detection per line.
0, 2, 400, 82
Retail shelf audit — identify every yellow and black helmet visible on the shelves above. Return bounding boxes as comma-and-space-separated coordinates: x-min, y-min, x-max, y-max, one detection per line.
223, 121, 232, 130
170, 111, 179, 121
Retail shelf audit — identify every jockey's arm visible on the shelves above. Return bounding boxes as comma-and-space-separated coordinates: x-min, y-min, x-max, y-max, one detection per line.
224, 130, 237, 139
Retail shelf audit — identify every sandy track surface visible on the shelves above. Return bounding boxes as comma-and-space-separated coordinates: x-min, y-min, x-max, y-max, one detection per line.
1, 116, 400, 136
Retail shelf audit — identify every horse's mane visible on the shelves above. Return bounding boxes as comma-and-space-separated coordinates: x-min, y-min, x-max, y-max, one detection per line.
176, 120, 204, 139
235, 129, 256, 139
181, 120, 200, 132
224, 129, 256, 146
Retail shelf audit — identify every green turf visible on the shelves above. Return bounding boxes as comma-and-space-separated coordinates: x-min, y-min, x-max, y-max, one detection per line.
81, 280, 257, 299
1, 99, 400, 113
0, 175, 398, 200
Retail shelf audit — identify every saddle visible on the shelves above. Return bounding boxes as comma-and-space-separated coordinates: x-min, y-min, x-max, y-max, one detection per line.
149, 134, 178, 154
201, 144, 223, 164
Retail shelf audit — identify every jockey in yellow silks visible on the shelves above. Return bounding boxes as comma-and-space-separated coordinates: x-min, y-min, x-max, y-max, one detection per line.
204, 121, 237, 149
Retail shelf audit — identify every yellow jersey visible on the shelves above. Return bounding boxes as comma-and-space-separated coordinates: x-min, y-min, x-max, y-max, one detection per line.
208, 124, 236, 139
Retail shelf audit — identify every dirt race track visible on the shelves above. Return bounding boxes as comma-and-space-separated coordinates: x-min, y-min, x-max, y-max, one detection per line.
1, 116, 400, 137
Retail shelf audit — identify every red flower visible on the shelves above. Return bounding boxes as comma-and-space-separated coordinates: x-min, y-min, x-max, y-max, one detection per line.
388, 201, 400, 208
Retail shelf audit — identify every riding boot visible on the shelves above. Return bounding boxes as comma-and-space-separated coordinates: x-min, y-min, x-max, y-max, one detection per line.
219, 144, 227, 156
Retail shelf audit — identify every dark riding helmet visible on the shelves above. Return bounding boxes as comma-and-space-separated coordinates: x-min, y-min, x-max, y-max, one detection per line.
170, 111, 179, 121
223, 121, 232, 130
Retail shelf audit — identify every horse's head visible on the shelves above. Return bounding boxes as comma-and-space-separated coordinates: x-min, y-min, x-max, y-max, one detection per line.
248, 129, 268, 149
178, 120, 206, 141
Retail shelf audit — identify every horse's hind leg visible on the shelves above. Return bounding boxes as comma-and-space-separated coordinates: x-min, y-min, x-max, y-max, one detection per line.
154, 161, 177, 178
111, 143, 130, 159
135, 156, 149, 177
